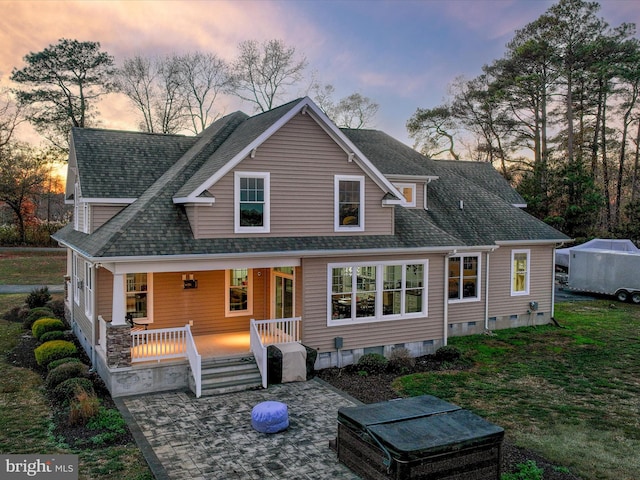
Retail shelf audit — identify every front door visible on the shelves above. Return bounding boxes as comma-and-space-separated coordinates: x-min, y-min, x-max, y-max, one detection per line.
271, 267, 294, 319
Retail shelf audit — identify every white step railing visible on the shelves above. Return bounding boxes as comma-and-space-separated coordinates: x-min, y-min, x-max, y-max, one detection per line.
184, 325, 202, 398
250, 317, 301, 388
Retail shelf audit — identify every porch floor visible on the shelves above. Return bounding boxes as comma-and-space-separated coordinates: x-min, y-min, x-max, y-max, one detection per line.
194, 332, 251, 358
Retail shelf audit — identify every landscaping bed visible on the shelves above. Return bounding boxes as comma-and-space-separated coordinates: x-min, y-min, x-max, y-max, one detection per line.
317, 350, 582, 480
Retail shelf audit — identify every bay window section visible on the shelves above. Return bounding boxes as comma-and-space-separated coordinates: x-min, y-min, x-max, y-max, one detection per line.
448, 254, 480, 301
329, 261, 427, 325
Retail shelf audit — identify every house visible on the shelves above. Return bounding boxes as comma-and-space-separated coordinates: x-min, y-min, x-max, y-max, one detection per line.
52, 97, 570, 398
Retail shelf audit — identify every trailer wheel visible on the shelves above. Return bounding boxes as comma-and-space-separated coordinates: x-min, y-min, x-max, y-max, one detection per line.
631, 292, 640, 304
616, 290, 629, 302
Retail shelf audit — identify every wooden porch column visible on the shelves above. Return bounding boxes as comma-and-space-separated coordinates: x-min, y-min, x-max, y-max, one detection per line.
111, 273, 127, 325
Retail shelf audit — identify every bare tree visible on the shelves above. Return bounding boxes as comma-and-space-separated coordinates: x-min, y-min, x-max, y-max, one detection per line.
312, 84, 379, 128
117, 54, 187, 134
231, 39, 307, 112
0, 88, 25, 149
177, 52, 231, 134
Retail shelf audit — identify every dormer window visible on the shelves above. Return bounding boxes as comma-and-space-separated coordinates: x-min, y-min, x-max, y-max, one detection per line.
235, 172, 270, 233
393, 183, 416, 207
335, 175, 364, 232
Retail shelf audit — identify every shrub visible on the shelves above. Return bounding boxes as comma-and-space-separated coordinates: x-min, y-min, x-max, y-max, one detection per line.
435, 345, 462, 362
47, 357, 83, 372
52, 377, 95, 404
2, 305, 29, 323
23, 307, 54, 330
388, 347, 415, 373
356, 353, 389, 374
69, 389, 100, 426
45, 362, 88, 390
40, 330, 66, 343
46, 299, 66, 319
34, 340, 77, 367
32, 317, 65, 340
501, 460, 544, 480
26, 287, 51, 309
87, 406, 127, 444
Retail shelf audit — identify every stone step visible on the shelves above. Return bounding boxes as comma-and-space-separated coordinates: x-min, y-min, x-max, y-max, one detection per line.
189, 354, 263, 396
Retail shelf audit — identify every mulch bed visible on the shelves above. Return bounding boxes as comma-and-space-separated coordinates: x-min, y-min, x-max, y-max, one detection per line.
317, 357, 582, 480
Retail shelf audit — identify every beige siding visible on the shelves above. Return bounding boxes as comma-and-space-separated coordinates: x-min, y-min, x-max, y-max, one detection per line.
300, 255, 445, 354
190, 112, 393, 238
91, 205, 126, 231
96, 268, 113, 321
72, 257, 91, 342
487, 245, 554, 318
151, 269, 269, 335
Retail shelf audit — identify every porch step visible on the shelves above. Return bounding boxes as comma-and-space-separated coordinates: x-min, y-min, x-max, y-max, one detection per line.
188, 354, 263, 396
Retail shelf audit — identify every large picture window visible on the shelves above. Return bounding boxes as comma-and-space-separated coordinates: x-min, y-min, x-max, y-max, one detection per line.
235, 172, 270, 233
226, 268, 253, 316
448, 254, 480, 301
511, 249, 530, 295
329, 260, 427, 326
335, 175, 364, 231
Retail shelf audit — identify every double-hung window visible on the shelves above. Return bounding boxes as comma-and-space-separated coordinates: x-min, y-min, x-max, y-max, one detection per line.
335, 175, 364, 231
226, 268, 253, 316
73, 254, 80, 305
329, 260, 427, 325
511, 249, 530, 295
126, 273, 148, 320
84, 263, 93, 318
448, 254, 480, 301
235, 172, 270, 233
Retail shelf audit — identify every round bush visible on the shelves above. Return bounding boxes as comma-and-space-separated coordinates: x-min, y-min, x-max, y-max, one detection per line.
388, 347, 415, 373
52, 377, 95, 404
47, 357, 83, 372
34, 340, 77, 367
45, 362, 88, 390
356, 353, 389, 374
40, 330, 66, 343
32, 318, 65, 341
23, 307, 54, 330
435, 345, 462, 362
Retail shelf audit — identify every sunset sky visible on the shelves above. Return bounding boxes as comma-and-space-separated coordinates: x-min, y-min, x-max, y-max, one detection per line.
1, 0, 639, 147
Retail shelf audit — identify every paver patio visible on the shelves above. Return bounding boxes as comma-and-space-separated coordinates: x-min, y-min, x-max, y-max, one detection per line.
118, 378, 362, 479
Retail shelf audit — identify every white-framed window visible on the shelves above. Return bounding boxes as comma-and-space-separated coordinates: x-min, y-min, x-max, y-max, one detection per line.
226, 268, 253, 316
234, 172, 270, 233
335, 175, 365, 232
448, 254, 481, 302
393, 183, 416, 207
73, 183, 80, 231
328, 260, 427, 326
73, 253, 80, 305
511, 249, 530, 296
126, 273, 149, 321
84, 262, 93, 318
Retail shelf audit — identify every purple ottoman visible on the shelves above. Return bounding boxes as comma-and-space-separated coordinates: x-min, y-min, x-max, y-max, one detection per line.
251, 401, 289, 433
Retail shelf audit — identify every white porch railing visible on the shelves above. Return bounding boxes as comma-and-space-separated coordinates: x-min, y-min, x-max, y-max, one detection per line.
250, 317, 301, 388
184, 325, 202, 398
131, 326, 188, 362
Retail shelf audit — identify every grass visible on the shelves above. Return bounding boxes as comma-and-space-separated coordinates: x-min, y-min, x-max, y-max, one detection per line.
0, 294, 153, 480
394, 301, 640, 480
0, 249, 67, 285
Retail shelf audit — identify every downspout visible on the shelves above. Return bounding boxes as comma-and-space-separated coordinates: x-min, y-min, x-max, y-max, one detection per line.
443, 255, 449, 346
90, 264, 96, 369
484, 251, 490, 331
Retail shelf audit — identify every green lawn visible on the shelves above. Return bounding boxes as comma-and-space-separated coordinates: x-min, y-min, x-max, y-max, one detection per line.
0, 250, 67, 285
394, 301, 640, 480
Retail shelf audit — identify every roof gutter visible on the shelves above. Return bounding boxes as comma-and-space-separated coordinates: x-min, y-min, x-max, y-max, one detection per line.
495, 239, 569, 246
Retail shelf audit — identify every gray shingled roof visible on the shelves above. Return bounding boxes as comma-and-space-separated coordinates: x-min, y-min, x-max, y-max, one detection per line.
53, 102, 568, 260
71, 128, 198, 198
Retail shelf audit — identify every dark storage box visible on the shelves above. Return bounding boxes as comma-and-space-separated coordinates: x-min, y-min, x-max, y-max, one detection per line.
337, 395, 504, 480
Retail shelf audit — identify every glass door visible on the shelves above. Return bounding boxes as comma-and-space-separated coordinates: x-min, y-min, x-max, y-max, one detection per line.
272, 267, 294, 319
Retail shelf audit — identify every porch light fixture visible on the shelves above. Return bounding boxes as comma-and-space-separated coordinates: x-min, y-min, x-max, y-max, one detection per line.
182, 273, 197, 289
